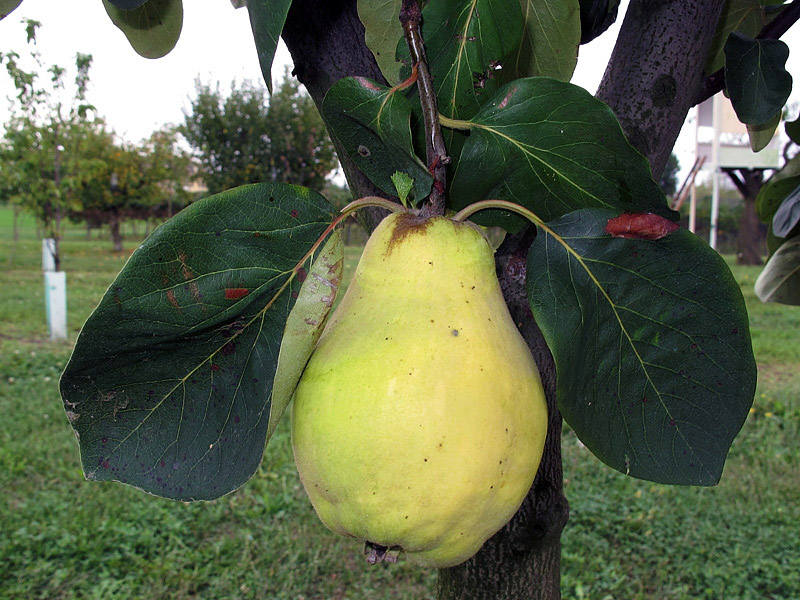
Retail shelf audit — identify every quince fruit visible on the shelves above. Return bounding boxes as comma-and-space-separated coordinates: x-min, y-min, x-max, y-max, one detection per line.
291, 211, 547, 568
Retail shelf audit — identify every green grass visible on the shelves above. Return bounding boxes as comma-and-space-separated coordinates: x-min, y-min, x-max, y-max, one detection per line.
1, 205, 799, 599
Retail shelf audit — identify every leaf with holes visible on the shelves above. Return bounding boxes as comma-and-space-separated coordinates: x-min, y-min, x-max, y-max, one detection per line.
500, 0, 580, 83
448, 77, 673, 232
724, 32, 792, 125
421, 0, 524, 120
103, 0, 183, 59
247, 0, 293, 93
527, 208, 756, 485
755, 237, 800, 305
60, 183, 335, 501
322, 76, 432, 202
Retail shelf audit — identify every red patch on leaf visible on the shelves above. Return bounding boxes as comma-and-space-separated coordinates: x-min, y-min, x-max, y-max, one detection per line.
605, 213, 679, 240
297, 267, 307, 282
225, 288, 249, 300
498, 86, 517, 109
355, 76, 383, 91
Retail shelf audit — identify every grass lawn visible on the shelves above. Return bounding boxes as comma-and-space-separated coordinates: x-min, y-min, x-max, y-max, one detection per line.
1, 205, 798, 599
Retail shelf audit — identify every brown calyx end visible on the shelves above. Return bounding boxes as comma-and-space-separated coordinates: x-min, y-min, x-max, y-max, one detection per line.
364, 541, 402, 565
385, 212, 434, 255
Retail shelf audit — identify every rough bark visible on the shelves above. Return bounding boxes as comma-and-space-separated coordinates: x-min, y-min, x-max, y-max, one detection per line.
724, 168, 765, 265
281, 1, 568, 598
596, 0, 726, 178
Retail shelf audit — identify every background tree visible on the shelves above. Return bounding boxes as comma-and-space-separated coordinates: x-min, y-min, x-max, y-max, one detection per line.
0, 18, 96, 269
70, 126, 192, 252
180, 73, 337, 194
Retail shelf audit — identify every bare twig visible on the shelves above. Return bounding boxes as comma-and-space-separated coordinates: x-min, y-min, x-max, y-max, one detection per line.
692, 0, 800, 107
400, 0, 448, 217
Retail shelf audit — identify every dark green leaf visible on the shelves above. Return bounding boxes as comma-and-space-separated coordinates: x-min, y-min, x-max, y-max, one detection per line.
785, 116, 800, 145
755, 237, 800, 305
422, 0, 524, 119
705, 0, 769, 74
772, 188, 800, 238
102, 0, 183, 59
724, 32, 791, 125
0, 0, 23, 20
578, 0, 620, 44
756, 174, 800, 223
322, 77, 432, 202
527, 208, 756, 485
449, 78, 673, 231
247, 0, 293, 93
501, 0, 580, 82
107, 0, 148, 9
358, 0, 403, 84
269, 230, 342, 439
60, 183, 334, 501
746, 111, 780, 151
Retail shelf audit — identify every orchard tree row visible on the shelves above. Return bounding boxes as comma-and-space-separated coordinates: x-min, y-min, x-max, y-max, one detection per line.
1, 19, 339, 259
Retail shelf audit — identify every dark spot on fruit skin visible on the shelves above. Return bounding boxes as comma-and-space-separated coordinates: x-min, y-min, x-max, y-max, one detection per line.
452, 329, 459, 336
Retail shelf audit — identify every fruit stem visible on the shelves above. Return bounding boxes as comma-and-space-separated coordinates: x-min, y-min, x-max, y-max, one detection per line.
452, 199, 546, 229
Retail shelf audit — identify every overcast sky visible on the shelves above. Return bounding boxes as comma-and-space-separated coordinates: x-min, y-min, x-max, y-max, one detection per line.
1, 1, 799, 175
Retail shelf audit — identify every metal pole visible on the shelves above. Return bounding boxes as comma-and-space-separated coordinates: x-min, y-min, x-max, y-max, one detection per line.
709, 94, 722, 250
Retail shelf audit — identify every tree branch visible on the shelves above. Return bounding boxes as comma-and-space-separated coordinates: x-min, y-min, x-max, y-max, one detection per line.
400, 0, 448, 217
692, 0, 800, 107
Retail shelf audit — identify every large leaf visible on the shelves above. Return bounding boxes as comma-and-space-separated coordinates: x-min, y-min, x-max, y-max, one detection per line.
501, 0, 580, 83
746, 111, 780, 152
578, 0, 620, 44
358, 0, 404, 85
705, 0, 770, 74
322, 76, 433, 202
724, 32, 791, 125
449, 77, 673, 231
103, 0, 183, 59
755, 173, 800, 254
527, 209, 756, 485
421, 0, 524, 120
755, 237, 800, 305
772, 187, 800, 238
60, 183, 335, 501
0, 0, 23, 20
107, 0, 149, 9
247, 0, 293, 93
269, 229, 342, 439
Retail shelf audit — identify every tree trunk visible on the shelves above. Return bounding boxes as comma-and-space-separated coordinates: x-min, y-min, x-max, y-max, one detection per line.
13, 204, 20, 243
110, 213, 124, 253
724, 168, 765, 265
596, 0, 726, 178
282, 3, 567, 598
281, 0, 390, 233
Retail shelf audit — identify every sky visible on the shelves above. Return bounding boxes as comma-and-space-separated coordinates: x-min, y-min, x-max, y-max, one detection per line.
1, 1, 800, 177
